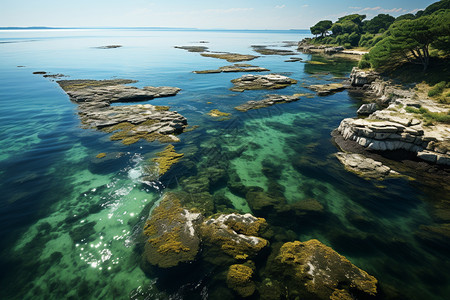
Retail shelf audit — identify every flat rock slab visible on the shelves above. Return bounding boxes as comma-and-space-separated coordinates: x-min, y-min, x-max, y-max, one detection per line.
308, 83, 345, 96
57, 79, 187, 144
251, 45, 297, 56
194, 64, 269, 74
285, 57, 303, 62
235, 94, 300, 112
174, 45, 209, 52
335, 152, 400, 180
200, 52, 259, 62
230, 74, 297, 92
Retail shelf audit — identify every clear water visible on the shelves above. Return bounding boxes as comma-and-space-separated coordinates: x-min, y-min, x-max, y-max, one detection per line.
0, 29, 448, 299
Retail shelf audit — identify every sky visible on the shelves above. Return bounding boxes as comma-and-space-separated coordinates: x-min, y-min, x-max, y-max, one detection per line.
0, 0, 438, 29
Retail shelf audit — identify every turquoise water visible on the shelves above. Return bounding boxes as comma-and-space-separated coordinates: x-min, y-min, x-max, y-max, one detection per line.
0, 29, 449, 299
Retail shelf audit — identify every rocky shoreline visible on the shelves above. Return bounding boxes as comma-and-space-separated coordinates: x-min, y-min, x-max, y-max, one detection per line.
335, 68, 450, 169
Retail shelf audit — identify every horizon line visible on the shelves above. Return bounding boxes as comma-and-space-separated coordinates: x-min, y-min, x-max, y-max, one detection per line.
0, 26, 310, 31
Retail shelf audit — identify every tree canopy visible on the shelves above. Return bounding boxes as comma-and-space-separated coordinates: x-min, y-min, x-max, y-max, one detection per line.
363, 14, 395, 33
310, 20, 332, 37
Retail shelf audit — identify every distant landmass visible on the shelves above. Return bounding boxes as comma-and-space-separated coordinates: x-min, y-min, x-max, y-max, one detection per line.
0, 26, 308, 31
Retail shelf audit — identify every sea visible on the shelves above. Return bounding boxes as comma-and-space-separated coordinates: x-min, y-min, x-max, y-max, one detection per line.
0, 28, 448, 299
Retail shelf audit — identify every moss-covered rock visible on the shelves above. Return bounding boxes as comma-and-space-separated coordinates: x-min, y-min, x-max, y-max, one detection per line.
273, 239, 378, 299
226, 264, 256, 297
142, 193, 202, 268
200, 213, 269, 260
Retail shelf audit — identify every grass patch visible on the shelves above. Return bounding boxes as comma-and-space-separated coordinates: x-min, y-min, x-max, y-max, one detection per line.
405, 105, 450, 124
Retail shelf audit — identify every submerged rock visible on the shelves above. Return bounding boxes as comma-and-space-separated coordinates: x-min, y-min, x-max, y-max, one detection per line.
57, 79, 187, 144
284, 57, 303, 62
194, 64, 269, 74
200, 213, 268, 260
230, 74, 297, 92
142, 193, 202, 268
200, 52, 259, 62
273, 239, 378, 299
207, 109, 231, 118
335, 152, 400, 180
308, 83, 345, 96
234, 94, 300, 112
227, 264, 256, 297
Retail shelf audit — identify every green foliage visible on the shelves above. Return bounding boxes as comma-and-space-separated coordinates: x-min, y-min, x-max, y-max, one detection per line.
428, 81, 447, 97
396, 13, 416, 21
363, 14, 395, 33
405, 105, 450, 124
310, 20, 333, 37
337, 14, 366, 26
421, 0, 450, 16
358, 54, 372, 69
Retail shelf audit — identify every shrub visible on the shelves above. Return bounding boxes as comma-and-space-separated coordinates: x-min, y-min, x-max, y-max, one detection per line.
428, 81, 446, 97
358, 59, 371, 69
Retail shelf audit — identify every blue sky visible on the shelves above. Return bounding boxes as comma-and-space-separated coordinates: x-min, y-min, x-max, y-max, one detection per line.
0, 0, 437, 29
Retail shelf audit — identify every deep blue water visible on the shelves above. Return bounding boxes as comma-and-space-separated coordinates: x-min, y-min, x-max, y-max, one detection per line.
0, 29, 449, 299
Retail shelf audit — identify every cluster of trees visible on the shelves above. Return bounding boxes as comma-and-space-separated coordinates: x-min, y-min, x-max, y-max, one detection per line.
309, 0, 450, 71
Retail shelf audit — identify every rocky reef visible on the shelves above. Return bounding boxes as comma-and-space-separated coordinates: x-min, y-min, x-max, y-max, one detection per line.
194, 64, 269, 74
230, 74, 297, 92
335, 68, 450, 167
234, 94, 301, 112
57, 79, 187, 144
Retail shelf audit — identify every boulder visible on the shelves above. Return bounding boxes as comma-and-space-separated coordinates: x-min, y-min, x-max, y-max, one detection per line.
226, 264, 256, 297
200, 213, 268, 260
274, 240, 378, 299
142, 193, 202, 268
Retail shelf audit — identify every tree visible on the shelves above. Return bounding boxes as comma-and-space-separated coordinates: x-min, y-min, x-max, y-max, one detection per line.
310, 20, 333, 37
421, 0, 450, 16
337, 14, 366, 26
369, 10, 450, 71
395, 13, 416, 21
363, 14, 395, 34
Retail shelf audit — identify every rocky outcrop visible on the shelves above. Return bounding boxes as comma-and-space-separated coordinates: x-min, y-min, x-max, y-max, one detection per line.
273, 239, 378, 299
200, 52, 259, 62
337, 100, 450, 166
335, 152, 400, 180
348, 67, 378, 87
230, 74, 297, 92
57, 79, 187, 144
234, 94, 301, 112
251, 45, 297, 56
194, 64, 269, 74
357, 103, 378, 115
143, 193, 202, 268
308, 83, 345, 96
335, 69, 450, 166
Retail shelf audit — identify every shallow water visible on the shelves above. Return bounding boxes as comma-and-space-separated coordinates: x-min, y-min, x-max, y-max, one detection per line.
0, 29, 449, 300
